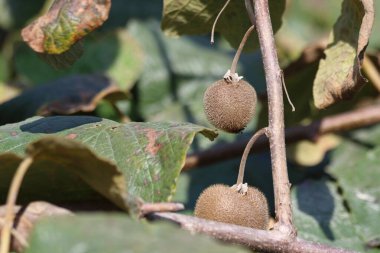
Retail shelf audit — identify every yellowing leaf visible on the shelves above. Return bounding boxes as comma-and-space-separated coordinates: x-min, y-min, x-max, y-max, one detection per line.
313, 0, 374, 109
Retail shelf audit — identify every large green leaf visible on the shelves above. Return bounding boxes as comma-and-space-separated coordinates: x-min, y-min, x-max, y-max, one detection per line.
0, 116, 217, 209
25, 214, 249, 253
292, 125, 380, 252
161, 0, 286, 51
0, 74, 128, 125
328, 125, 380, 245
15, 30, 143, 90
313, 0, 375, 109
292, 179, 364, 251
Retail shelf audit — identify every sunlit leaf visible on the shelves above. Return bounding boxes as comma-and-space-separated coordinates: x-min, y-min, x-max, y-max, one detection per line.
313, 0, 375, 109
0, 116, 217, 209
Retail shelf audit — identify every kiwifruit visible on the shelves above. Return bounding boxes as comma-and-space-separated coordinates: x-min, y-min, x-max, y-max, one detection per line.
203, 79, 257, 133
194, 184, 269, 230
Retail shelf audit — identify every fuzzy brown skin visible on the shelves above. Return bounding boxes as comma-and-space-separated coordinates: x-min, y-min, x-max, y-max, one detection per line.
203, 79, 257, 133
194, 184, 269, 230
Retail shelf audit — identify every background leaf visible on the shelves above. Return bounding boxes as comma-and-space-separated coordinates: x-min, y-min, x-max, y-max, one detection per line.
161, 0, 286, 51
292, 179, 364, 251
15, 30, 144, 89
0, 74, 128, 125
25, 214, 250, 253
0, 0, 45, 30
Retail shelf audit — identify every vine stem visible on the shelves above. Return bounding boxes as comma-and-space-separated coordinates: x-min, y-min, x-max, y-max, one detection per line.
236, 127, 268, 185
0, 156, 33, 253
245, 0, 295, 236
230, 25, 255, 75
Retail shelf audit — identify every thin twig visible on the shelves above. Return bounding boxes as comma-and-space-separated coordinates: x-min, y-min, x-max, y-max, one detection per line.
184, 103, 380, 170
281, 70, 296, 112
230, 25, 255, 75
210, 0, 231, 44
151, 212, 357, 253
362, 54, 380, 92
0, 156, 33, 253
246, 0, 295, 235
139, 202, 184, 217
236, 127, 268, 185
0, 219, 29, 249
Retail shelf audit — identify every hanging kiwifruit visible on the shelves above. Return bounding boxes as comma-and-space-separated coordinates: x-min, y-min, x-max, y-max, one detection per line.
204, 23, 257, 133
194, 184, 269, 229
203, 79, 257, 133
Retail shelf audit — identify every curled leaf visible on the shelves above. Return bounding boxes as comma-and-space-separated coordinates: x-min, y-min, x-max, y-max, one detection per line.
0, 74, 128, 125
313, 0, 375, 109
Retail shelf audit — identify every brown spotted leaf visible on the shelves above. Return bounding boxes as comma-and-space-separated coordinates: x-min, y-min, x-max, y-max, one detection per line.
0, 74, 128, 125
161, 0, 285, 51
0, 116, 217, 209
313, 0, 374, 109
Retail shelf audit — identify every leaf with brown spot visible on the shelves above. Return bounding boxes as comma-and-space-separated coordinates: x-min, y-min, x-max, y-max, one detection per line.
313, 0, 375, 109
0, 74, 128, 125
0, 116, 218, 209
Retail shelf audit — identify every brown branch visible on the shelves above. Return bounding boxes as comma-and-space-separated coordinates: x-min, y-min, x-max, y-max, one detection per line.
245, 0, 295, 235
151, 212, 357, 253
184, 103, 380, 170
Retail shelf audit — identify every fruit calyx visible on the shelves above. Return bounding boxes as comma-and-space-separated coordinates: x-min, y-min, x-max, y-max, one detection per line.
231, 183, 248, 195
223, 69, 243, 83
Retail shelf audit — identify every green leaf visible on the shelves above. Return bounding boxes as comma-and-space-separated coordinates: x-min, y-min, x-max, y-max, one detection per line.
313, 0, 375, 109
161, 0, 286, 51
292, 179, 364, 251
328, 125, 380, 244
0, 137, 128, 209
15, 30, 144, 90
21, 0, 111, 54
0, 74, 128, 125
25, 214, 249, 253
0, 116, 217, 209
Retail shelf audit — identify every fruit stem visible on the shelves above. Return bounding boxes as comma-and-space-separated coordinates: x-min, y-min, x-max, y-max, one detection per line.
211, 0, 231, 44
230, 25, 255, 75
236, 127, 268, 186
245, 0, 296, 236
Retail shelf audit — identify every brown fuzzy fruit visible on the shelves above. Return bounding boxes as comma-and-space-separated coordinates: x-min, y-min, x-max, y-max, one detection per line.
203, 79, 257, 133
194, 184, 269, 230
